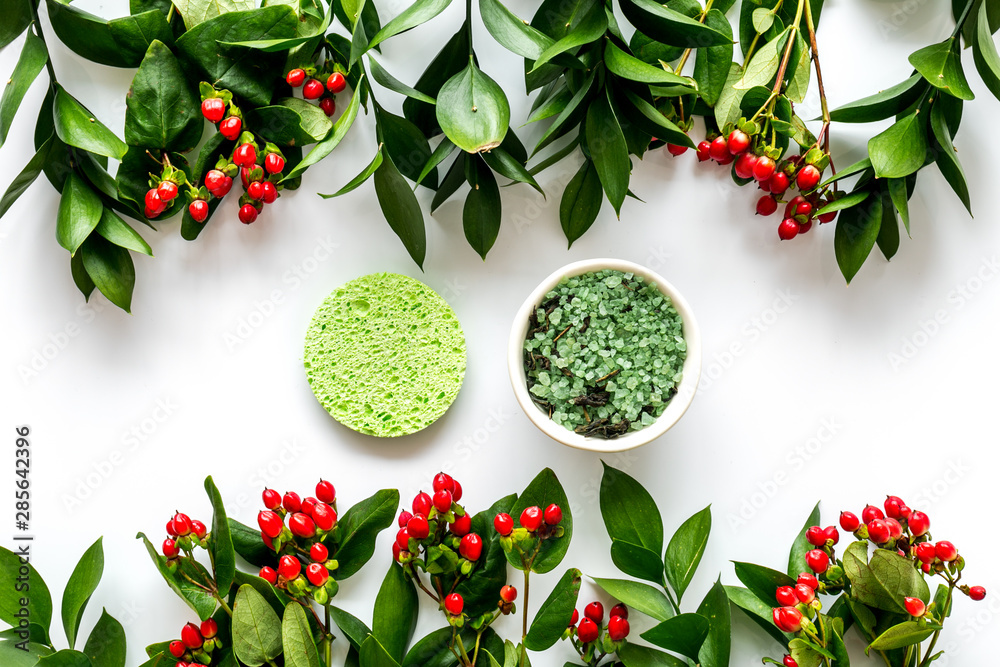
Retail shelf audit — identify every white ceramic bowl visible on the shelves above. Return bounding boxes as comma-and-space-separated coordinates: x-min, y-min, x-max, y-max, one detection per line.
507, 258, 701, 453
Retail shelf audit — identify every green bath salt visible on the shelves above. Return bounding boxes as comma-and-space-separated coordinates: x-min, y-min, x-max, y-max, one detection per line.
523, 269, 686, 438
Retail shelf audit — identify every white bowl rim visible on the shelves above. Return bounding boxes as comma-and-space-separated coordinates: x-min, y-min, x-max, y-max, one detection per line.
507, 258, 702, 453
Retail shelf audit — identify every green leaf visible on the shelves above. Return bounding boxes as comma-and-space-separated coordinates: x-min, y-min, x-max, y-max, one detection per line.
617, 90, 692, 148
0, 545, 53, 635
416, 138, 457, 186
585, 90, 630, 217
481, 146, 541, 193
368, 0, 453, 51
437, 58, 510, 153
788, 638, 822, 667
0, 639, 54, 667
84, 610, 126, 667
641, 613, 709, 661
887, 177, 911, 236
714, 63, 746, 129
559, 159, 602, 246
784, 32, 811, 103
733, 562, 795, 605
328, 606, 371, 652
868, 621, 938, 652
973, 2, 1000, 102
46, 0, 173, 69
53, 86, 127, 160
56, 173, 102, 256
372, 563, 418, 662
36, 649, 92, 667
360, 635, 401, 667
820, 157, 872, 187
402, 628, 461, 667
463, 156, 502, 259
529, 0, 606, 72
524, 569, 581, 650
251, 98, 333, 146
175, 6, 298, 106
618, 0, 732, 47
402, 23, 470, 136
432, 152, 468, 211
81, 234, 136, 312
696, 579, 731, 667
232, 585, 282, 667
787, 501, 822, 578
334, 488, 399, 579
203, 476, 236, 596
124, 40, 202, 152
284, 75, 364, 182
752, 7, 774, 32
815, 191, 868, 217
843, 542, 930, 614
693, 9, 734, 107
229, 520, 274, 569
930, 97, 972, 214
0, 31, 47, 149
532, 70, 596, 155
876, 189, 900, 260
829, 74, 926, 123
173, 0, 254, 28
835, 193, 882, 284
321, 148, 384, 197
506, 468, 573, 574
736, 27, 789, 89
368, 57, 436, 104
592, 577, 673, 622
455, 495, 515, 617
663, 506, 711, 602
282, 604, 320, 667
62, 538, 104, 648
725, 586, 791, 647
909, 37, 975, 100
0, 136, 57, 221
377, 107, 436, 186
610, 541, 664, 584
868, 112, 928, 178
600, 462, 664, 559
137, 533, 218, 619
0, 0, 32, 50
479, 0, 556, 60
604, 42, 692, 86
95, 209, 152, 256
617, 643, 686, 667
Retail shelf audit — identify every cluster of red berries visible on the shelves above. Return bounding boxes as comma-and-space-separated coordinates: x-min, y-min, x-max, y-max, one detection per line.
161, 512, 208, 560
167, 619, 219, 667
770, 572, 824, 667
565, 601, 630, 659
493, 503, 563, 539
285, 68, 347, 117
394, 473, 483, 575
256, 480, 340, 603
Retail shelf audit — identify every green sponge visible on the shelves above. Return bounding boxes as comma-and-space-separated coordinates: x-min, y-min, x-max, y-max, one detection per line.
304, 273, 467, 437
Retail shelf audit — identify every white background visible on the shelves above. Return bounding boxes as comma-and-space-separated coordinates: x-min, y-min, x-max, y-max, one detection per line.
2, 0, 1000, 664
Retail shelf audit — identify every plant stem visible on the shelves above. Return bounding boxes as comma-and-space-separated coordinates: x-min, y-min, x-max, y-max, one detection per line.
771, 0, 806, 97
660, 577, 681, 615
455, 631, 473, 666
952, 0, 977, 38
465, 0, 474, 56
215, 594, 234, 617
27, 0, 58, 87
803, 0, 833, 169
520, 568, 530, 667
673, 0, 714, 75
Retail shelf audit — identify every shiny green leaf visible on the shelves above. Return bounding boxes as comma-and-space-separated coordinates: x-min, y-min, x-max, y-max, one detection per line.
232, 585, 282, 666
321, 147, 383, 197
56, 173, 103, 256
834, 195, 882, 284
909, 37, 975, 100
437, 58, 510, 153
81, 235, 136, 312
53, 86, 127, 160
641, 614, 709, 661
585, 89, 630, 216
479, 0, 555, 60
62, 538, 104, 648
374, 156, 427, 267
284, 75, 363, 182
524, 569, 581, 651
559, 159, 602, 246
619, 0, 732, 47
282, 604, 320, 667
463, 157, 502, 259
664, 506, 711, 602
95, 209, 152, 255
368, 0, 453, 51
973, 2, 1000, 102
84, 610, 126, 667
0, 31, 47, 149
693, 9, 734, 106
334, 488, 399, 579
696, 580, 731, 667
829, 74, 925, 123
604, 42, 692, 85
529, 0, 606, 72
125, 40, 202, 151
930, 96, 972, 214
47, 0, 173, 69
867, 112, 928, 178
592, 577, 673, 622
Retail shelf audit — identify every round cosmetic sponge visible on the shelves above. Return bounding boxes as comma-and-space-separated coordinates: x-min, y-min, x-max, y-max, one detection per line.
304, 273, 466, 437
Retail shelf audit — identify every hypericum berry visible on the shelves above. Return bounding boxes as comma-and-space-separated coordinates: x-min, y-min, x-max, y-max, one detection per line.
768, 171, 790, 195
868, 519, 891, 544
500, 585, 517, 603
783, 656, 798, 667
450, 514, 471, 536
205, 169, 226, 192
577, 618, 599, 643
163, 539, 179, 558
259, 566, 277, 584
936, 541, 958, 562
570, 609, 579, 626
247, 181, 265, 201
181, 622, 203, 649
520, 506, 543, 532
289, 513, 317, 538
783, 195, 806, 219
459, 533, 483, 561
970, 586, 987, 601
319, 97, 336, 117
301, 497, 318, 517
234, 143, 257, 168
169, 640, 186, 658
278, 554, 301, 580
392, 543, 403, 563
696, 140, 712, 162
778, 218, 800, 240
286, 69, 306, 87
262, 488, 281, 510
608, 615, 630, 641
201, 98, 225, 123
908, 510, 930, 537
433, 489, 453, 513
886, 518, 904, 541
258, 510, 283, 538
398, 510, 413, 528
772, 606, 803, 633
884, 496, 906, 519
283, 492, 302, 512
396, 528, 411, 551
413, 492, 432, 517
327, 72, 347, 94
922, 562, 932, 573
708, 135, 730, 162
904, 597, 926, 617
752, 156, 776, 182
157, 180, 178, 202
840, 511, 861, 532
794, 584, 815, 605
191, 520, 207, 539
734, 152, 758, 180
238, 203, 258, 224
312, 503, 336, 531
796, 164, 822, 190
310, 543, 329, 562
306, 563, 329, 586
610, 603, 628, 620
433, 473, 455, 493
775, 586, 797, 606
666, 143, 688, 156
716, 150, 734, 165
407, 514, 430, 540
823, 526, 840, 545
818, 209, 837, 224
145, 189, 165, 214
452, 480, 463, 502
756, 195, 778, 216
200, 619, 218, 639
797, 573, 819, 590
806, 526, 826, 547
494, 513, 514, 536
727, 130, 750, 155
792, 200, 813, 218
220, 116, 242, 141
303, 79, 324, 100
805, 549, 830, 574
444, 593, 464, 616
263, 153, 286, 175
915, 542, 936, 563
544, 504, 563, 526
863, 505, 885, 524
584, 601, 604, 624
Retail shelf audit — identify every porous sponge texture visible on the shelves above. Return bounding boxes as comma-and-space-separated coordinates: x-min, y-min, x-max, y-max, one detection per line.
304, 273, 467, 437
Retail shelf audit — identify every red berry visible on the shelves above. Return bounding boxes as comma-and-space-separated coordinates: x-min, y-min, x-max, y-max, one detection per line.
717, 150, 735, 165
201, 98, 225, 123
191, 520, 207, 539
247, 181, 265, 201
444, 593, 464, 616
494, 513, 513, 536
608, 615, 630, 641
666, 143, 688, 156
433, 489, 453, 513
915, 542, 936, 563
259, 566, 277, 584
610, 603, 628, 620
794, 584, 815, 604
393, 543, 403, 562
162, 538, 179, 558
239, 204, 258, 224
818, 210, 837, 224
886, 518, 904, 541
301, 497, 318, 517
396, 528, 411, 551
936, 541, 958, 562
793, 201, 813, 218
868, 519, 891, 544
543, 504, 563, 526
752, 156, 776, 182
734, 152, 759, 179
319, 97, 336, 116
306, 563, 329, 586
398, 510, 413, 529
145, 189, 166, 214
904, 597, 926, 617
840, 512, 860, 532
459, 533, 483, 561
303, 79, 324, 100
407, 514, 430, 540
240, 166, 251, 189
805, 526, 826, 547
862, 505, 885, 524
181, 623, 203, 649
262, 488, 281, 510
570, 609, 579, 626
169, 641, 185, 658
778, 218, 800, 240
286, 69, 306, 87
289, 513, 316, 538
756, 195, 778, 216
908, 511, 930, 537
157, 180, 178, 202
783, 195, 806, 219
922, 562, 932, 573
234, 143, 257, 168
772, 606, 803, 633
520, 506, 543, 532
264, 153, 285, 175
282, 492, 302, 512
783, 656, 798, 667
200, 619, 218, 639
312, 503, 336, 531
775, 586, 797, 606
823, 526, 840, 546
452, 480, 463, 502
797, 573, 819, 590
205, 169, 226, 192
577, 618, 599, 643
450, 514, 471, 536
708, 135, 730, 161
433, 473, 455, 493
500, 585, 517, 603
696, 140, 711, 162
258, 510, 282, 538
796, 164, 822, 190
727, 130, 750, 155
584, 601, 604, 624
769, 171, 790, 195
310, 543, 329, 562
970, 586, 987, 601
413, 492, 432, 516
884, 496, 906, 519
805, 549, 829, 574
220, 116, 242, 141
327, 72, 347, 94
278, 554, 301, 580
